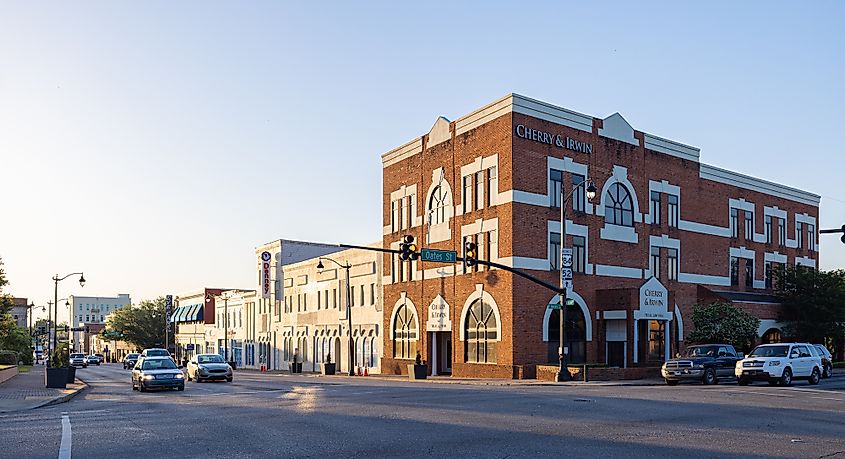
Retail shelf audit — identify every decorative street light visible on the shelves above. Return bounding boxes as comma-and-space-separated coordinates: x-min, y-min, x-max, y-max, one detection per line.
25, 302, 44, 338
46, 297, 70, 357
317, 257, 354, 376
556, 179, 597, 382
52, 272, 85, 362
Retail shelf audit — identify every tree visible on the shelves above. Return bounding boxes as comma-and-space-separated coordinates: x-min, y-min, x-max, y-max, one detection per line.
687, 302, 760, 351
0, 256, 32, 364
0, 257, 12, 316
775, 265, 845, 345
101, 297, 166, 350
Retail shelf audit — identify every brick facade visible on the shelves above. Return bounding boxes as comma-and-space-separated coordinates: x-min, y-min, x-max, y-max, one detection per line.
381, 94, 819, 379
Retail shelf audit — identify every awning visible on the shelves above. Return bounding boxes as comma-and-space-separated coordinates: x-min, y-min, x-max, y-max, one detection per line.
185, 304, 203, 322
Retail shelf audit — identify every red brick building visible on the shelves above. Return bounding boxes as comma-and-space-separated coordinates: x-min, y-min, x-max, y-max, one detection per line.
381, 94, 819, 379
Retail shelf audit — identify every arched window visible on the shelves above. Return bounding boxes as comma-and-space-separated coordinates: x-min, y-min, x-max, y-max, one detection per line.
605, 182, 634, 227
464, 300, 498, 364
547, 306, 587, 364
428, 185, 449, 225
393, 303, 418, 359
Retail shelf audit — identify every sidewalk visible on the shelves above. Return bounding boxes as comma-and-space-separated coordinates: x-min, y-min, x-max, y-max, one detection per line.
236, 368, 663, 387
0, 365, 86, 413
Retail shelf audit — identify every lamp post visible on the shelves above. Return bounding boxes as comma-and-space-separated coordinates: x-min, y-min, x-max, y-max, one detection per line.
556, 179, 597, 383
26, 302, 44, 338
52, 273, 85, 363
317, 257, 354, 376
206, 291, 238, 363
46, 298, 70, 357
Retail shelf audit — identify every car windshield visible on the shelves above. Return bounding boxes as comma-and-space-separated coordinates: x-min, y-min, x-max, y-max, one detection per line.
749, 345, 789, 357
686, 346, 719, 357
70, 354, 84, 358
127, 354, 139, 359
141, 359, 178, 370
815, 346, 829, 356
198, 355, 225, 364
145, 350, 169, 356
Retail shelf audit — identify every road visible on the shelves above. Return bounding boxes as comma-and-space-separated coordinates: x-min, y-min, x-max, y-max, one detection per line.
1, 364, 844, 458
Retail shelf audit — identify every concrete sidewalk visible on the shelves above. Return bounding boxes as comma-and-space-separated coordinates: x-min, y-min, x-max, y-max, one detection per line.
236, 368, 663, 387
0, 365, 86, 413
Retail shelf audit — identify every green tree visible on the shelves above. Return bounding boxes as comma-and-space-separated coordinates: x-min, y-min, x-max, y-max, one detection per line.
0, 257, 12, 316
775, 265, 845, 344
101, 297, 166, 350
687, 302, 760, 351
0, 256, 32, 364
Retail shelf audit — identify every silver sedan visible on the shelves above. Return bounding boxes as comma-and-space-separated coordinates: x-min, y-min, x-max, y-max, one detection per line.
186, 354, 233, 383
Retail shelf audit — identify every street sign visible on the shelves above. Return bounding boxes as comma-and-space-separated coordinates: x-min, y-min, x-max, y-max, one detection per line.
547, 303, 561, 310
186, 344, 195, 350
70, 327, 84, 332
420, 248, 457, 263
561, 248, 573, 268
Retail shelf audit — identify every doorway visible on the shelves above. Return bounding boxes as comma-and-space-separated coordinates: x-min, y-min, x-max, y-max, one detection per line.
438, 332, 452, 375
638, 320, 666, 364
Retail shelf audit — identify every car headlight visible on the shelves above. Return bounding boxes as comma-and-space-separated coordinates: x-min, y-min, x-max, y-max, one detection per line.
692, 364, 704, 369
768, 361, 781, 366
175, 373, 184, 379
735, 362, 742, 369
143, 374, 154, 380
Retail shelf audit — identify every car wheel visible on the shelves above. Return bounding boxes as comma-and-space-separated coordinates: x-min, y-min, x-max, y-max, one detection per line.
665, 379, 679, 386
823, 364, 832, 379
139, 382, 146, 392
809, 367, 820, 385
132, 380, 137, 391
703, 368, 717, 385
186, 372, 192, 382
738, 377, 750, 386
178, 385, 184, 391
226, 377, 233, 383
779, 367, 793, 386
196, 376, 202, 383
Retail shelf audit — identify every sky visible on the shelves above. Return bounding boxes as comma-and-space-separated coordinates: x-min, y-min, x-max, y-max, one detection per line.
2, 2, 844, 323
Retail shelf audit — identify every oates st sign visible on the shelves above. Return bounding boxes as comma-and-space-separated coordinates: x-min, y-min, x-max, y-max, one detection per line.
515, 124, 593, 154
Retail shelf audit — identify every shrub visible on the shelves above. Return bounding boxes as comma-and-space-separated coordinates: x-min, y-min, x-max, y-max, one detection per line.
0, 350, 18, 365
51, 343, 69, 368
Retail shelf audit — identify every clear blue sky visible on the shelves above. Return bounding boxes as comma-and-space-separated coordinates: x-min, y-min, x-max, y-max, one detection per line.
2, 2, 844, 321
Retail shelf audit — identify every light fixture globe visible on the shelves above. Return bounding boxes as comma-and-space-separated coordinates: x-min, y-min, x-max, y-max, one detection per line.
79, 274, 86, 287
586, 181, 598, 201
316, 260, 325, 270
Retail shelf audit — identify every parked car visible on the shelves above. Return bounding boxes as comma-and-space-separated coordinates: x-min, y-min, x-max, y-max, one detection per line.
661, 344, 742, 385
70, 353, 88, 368
86, 355, 101, 366
123, 353, 140, 370
186, 354, 233, 383
813, 344, 834, 378
131, 356, 184, 392
735, 343, 822, 386
95, 353, 105, 364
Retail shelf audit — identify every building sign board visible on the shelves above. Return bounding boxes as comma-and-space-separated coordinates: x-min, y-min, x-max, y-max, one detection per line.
426, 296, 452, 332
260, 251, 272, 299
636, 277, 672, 320
515, 124, 593, 154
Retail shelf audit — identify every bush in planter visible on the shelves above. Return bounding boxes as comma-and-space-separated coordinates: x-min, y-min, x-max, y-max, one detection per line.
51, 343, 69, 368
0, 350, 17, 365
322, 353, 336, 375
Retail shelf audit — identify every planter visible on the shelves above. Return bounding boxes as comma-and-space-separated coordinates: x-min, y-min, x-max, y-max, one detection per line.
321, 363, 336, 375
289, 362, 302, 374
45, 368, 68, 389
408, 364, 428, 380
66, 366, 76, 383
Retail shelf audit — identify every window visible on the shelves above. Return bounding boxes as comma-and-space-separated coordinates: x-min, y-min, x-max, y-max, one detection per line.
462, 175, 472, 213
350, 286, 355, 306
572, 236, 586, 273
550, 169, 563, 208
650, 246, 661, 280
297, 294, 301, 312
392, 303, 418, 360
486, 166, 497, 207
765, 261, 773, 289
796, 222, 804, 249
477, 232, 486, 272
667, 248, 678, 281
86, 315, 90, 322
370, 283, 376, 305
745, 259, 754, 288
428, 185, 448, 225
765, 215, 772, 244
405, 195, 414, 229
332, 289, 337, 308
317, 291, 321, 310
465, 300, 498, 364
667, 195, 678, 228
572, 174, 585, 212
475, 171, 484, 210
778, 217, 786, 246
730, 257, 739, 286
808, 224, 816, 251
549, 232, 561, 270
359, 285, 364, 306
744, 211, 753, 240
650, 191, 661, 226
488, 229, 498, 263
391, 200, 399, 233
730, 208, 739, 238
324, 290, 329, 309
605, 183, 634, 227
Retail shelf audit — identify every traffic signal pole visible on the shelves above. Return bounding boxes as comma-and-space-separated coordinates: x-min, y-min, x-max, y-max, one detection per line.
820, 224, 845, 244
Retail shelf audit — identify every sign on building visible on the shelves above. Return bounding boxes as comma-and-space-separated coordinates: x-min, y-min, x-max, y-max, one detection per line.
165, 295, 173, 331
635, 277, 672, 320
260, 251, 272, 299
426, 296, 452, 332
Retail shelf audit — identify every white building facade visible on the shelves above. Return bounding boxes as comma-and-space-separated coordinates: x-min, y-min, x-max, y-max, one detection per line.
69, 293, 131, 352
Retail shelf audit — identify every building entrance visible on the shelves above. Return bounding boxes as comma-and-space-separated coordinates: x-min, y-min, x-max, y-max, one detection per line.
430, 332, 452, 375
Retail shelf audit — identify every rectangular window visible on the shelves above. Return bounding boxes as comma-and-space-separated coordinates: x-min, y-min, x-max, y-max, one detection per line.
650, 191, 661, 226
650, 246, 661, 280
730, 208, 739, 238
486, 166, 497, 207
796, 221, 804, 249
778, 217, 786, 246
549, 232, 561, 270
550, 169, 563, 208
477, 232, 485, 272
475, 171, 484, 210
397, 199, 404, 231
303, 294, 307, 311
765, 215, 772, 244
572, 236, 586, 273
730, 257, 739, 286
324, 290, 329, 309
297, 294, 301, 312
359, 285, 364, 306
488, 229, 498, 263
808, 224, 816, 251
404, 196, 413, 229
744, 211, 753, 240
350, 286, 355, 306
668, 195, 678, 228
667, 248, 678, 281
370, 283, 375, 305
462, 175, 472, 213
572, 174, 586, 212
745, 258, 754, 288
317, 291, 321, 310
765, 261, 773, 289
391, 200, 398, 233
333, 289, 337, 308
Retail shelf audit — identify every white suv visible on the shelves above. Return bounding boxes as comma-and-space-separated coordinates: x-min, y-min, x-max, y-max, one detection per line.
735, 343, 822, 386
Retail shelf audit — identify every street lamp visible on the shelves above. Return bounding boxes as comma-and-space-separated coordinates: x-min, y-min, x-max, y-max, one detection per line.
25, 302, 44, 338
317, 257, 354, 376
556, 179, 597, 382
206, 291, 239, 363
52, 272, 85, 362
46, 298, 70, 357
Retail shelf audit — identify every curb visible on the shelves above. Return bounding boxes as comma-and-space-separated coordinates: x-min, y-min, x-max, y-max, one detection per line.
36, 379, 88, 409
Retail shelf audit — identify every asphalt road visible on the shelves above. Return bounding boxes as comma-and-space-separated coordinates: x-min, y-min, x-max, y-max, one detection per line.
1, 364, 844, 459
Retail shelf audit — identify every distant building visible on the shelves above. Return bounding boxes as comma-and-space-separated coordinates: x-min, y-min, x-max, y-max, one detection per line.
10, 297, 29, 329
69, 294, 131, 352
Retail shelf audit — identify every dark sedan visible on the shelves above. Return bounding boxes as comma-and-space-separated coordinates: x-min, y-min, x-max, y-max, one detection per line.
123, 353, 140, 370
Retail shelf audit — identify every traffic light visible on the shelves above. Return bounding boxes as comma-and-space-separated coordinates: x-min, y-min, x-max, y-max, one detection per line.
841, 224, 845, 244
399, 235, 418, 261
464, 241, 478, 267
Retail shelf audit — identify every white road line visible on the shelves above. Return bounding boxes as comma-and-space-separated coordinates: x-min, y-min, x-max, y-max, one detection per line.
59, 412, 72, 459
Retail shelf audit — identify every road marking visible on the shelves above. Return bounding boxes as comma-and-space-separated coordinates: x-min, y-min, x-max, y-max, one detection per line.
59, 412, 72, 459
